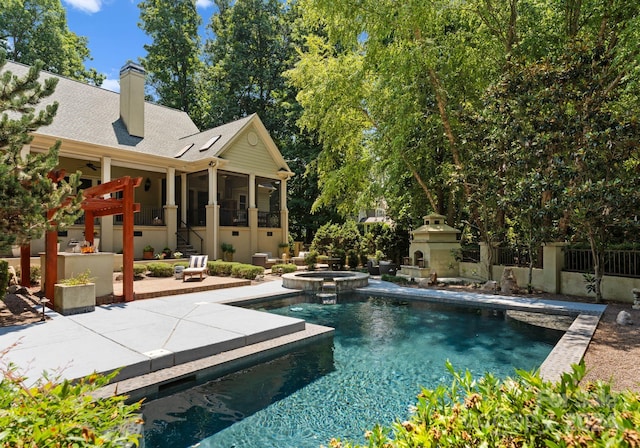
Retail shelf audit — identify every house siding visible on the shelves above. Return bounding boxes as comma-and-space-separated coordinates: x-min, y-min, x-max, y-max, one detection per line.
221, 129, 280, 176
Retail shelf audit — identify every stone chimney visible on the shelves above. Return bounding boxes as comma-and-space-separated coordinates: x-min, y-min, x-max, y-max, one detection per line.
119, 61, 145, 138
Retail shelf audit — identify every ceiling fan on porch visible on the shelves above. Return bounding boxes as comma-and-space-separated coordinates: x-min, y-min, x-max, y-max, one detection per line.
85, 162, 100, 171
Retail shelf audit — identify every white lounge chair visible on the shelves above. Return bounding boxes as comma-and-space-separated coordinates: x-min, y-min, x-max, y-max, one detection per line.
182, 255, 209, 282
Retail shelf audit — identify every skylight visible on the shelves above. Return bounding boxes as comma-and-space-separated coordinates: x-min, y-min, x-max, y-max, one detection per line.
175, 143, 194, 158
200, 135, 221, 151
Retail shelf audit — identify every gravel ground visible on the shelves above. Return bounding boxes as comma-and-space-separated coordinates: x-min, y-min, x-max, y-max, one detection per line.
2, 282, 639, 393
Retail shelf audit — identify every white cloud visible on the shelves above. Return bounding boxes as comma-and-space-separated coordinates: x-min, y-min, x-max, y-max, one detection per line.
196, 0, 213, 9
101, 78, 120, 93
63, 0, 102, 14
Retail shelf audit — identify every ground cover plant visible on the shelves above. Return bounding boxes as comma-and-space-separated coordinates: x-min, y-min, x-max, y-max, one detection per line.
330, 362, 640, 448
0, 347, 142, 447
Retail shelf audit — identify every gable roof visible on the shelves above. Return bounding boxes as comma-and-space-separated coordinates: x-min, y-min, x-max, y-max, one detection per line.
4, 61, 199, 156
2, 61, 292, 176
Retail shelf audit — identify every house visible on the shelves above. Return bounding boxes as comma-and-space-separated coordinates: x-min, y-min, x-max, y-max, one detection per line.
3, 60, 293, 263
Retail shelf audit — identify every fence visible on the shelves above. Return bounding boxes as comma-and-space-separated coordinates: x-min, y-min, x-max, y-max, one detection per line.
564, 248, 640, 278
495, 246, 543, 269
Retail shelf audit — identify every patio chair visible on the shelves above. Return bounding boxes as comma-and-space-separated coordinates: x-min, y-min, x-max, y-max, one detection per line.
182, 255, 209, 282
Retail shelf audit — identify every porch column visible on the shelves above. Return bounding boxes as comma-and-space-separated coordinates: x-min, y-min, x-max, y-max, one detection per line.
205, 166, 217, 258
180, 173, 188, 225
100, 157, 113, 252
279, 178, 288, 243
249, 174, 256, 208
249, 207, 258, 255
165, 167, 177, 250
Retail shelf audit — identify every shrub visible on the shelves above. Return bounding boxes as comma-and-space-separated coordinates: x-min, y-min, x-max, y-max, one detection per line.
0, 260, 8, 297
271, 263, 297, 275
0, 359, 142, 447
173, 261, 189, 268
208, 260, 239, 276
132, 264, 147, 278
143, 245, 154, 253
305, 250, 318, 270
231, 263, 264, 279
146, 262, 174, 277
16, 265, 41, 285
381, 274, 414, 285
347, 249, 359, 269
334, 362, 640, 447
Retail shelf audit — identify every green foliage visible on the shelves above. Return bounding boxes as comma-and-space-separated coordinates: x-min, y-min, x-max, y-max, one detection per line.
208, 260, 239, 276
0, 356, 142, 447
0, 54, 83, 252
230, 263, 264, 280
304, 250, 318, 270
311, 221, 362, 257
16, 265, 41, 285
380, 274, 415, 286
146, 262, 174, 277
58, 269, 94, 286
271, 263, 297, 275
202, 0, 292, 130
0, 0, 104, 85
220, 242, 236, 254
143, 245, 154, 253
583, 273, 597, 295
132, 264, 147, 278
361, 223, 409, 264
347, 249, 359, 269
336, 362, 640, 447
138, 0, 203, 116
0, 260, 8, 297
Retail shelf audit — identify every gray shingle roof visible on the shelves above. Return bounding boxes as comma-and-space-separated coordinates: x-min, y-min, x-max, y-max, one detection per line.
2, 61, 258, 164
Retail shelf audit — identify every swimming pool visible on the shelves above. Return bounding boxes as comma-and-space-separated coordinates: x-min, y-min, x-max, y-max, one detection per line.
143, 293, 563, 447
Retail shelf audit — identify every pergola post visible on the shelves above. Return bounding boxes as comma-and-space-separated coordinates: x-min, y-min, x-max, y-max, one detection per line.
44, 210, 58, 302
19, 244, 31, 288
122, 178, 135, 301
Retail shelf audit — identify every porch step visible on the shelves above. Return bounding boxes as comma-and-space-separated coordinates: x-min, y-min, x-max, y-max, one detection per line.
176, 244, 199, 257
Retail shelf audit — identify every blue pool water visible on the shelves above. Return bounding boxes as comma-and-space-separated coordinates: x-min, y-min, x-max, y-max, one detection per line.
143, 294, 562, 448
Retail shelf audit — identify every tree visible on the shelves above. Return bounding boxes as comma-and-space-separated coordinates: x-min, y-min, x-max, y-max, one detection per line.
288, 0, 501, 220
0, 53, 82, 251
138, 0, 204, 119
0, 0, 104, 85
202, 0, 292, 132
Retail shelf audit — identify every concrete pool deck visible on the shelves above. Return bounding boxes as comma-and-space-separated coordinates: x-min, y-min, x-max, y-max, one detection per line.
0, 278, 605, 400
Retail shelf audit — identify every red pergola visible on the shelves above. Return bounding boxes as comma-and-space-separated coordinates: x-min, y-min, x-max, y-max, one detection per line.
35, 175, 142, 304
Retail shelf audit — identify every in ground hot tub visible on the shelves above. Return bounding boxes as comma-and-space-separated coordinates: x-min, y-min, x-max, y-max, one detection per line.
281, 271, 369, 293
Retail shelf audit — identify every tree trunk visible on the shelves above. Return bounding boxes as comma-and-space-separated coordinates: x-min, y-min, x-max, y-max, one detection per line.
588, 234, 604, 303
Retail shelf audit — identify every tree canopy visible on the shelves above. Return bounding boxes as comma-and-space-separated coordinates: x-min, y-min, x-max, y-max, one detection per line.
138, 0, 204, 120
0, 0, 104, 85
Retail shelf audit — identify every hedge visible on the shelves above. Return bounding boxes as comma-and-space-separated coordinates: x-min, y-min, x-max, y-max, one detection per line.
332, 361, 640, 447
208, 260, 239, 276
231, 264, 264, 280
146, 262, 174, 277
271, 263, 297, 275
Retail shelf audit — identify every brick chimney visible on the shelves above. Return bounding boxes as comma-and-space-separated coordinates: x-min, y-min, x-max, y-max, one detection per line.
119, 61, 145, 138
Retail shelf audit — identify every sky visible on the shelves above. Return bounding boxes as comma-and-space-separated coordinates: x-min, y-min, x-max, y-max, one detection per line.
63, 0, 217, 92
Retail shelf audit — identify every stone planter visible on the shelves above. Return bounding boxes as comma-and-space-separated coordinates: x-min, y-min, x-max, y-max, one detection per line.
143, 250, 154, 260
11, 246, 20, 257
54, 283, 96, 315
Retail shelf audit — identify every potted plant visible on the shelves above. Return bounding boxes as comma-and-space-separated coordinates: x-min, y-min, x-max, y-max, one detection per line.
162, 247, 172, 258
221, 242, 235, 262
143, 245, 155, 260
54, 270, 96, 315
278, 242, 290, 259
